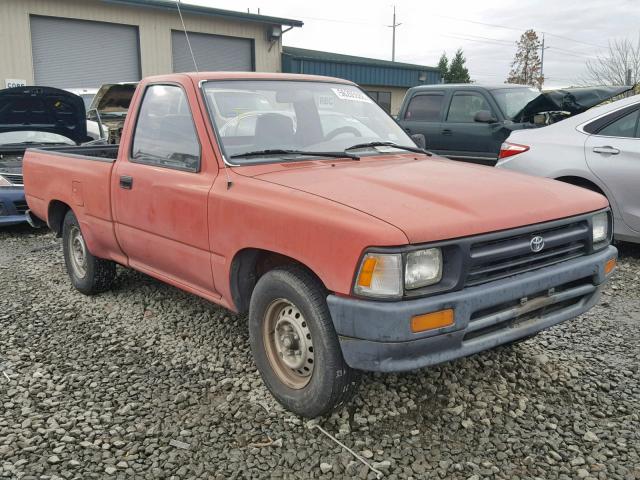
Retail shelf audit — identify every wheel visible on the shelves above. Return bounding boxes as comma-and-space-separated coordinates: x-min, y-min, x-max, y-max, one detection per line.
248, 266, 360, 417
62, 210, 116, 295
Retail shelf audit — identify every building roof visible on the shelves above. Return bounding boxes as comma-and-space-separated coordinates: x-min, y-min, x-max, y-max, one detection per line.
282, 47, 438, 72
100, 0, 304, 27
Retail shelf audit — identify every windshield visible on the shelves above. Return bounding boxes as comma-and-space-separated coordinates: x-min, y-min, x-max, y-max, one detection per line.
492, 87, 541, 120
202, 81, 415, 164
0, 131, 75, 146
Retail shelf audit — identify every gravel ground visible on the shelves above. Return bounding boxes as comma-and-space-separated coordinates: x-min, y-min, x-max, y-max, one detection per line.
1, 225, 639, 480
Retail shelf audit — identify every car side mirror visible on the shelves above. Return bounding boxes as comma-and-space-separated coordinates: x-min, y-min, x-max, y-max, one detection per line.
474, 110, 498, 123
411, 133, 426, 149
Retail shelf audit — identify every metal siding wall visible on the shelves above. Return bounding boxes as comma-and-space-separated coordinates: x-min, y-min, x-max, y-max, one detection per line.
30, 15, 141, 88
0, 0, 281, 85
281, 54, 440, 88
171, 30, 253, 72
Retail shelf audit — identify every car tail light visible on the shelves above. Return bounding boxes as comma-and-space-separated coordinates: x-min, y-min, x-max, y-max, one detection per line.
499, 142, 530, 159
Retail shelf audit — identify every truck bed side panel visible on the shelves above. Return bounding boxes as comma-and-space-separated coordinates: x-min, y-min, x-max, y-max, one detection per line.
23, 149, 126, 265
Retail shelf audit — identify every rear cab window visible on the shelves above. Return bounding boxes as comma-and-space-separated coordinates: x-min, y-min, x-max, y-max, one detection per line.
131, 84, 201, 172
446, 91, 493, 123
403, 93, 444, 121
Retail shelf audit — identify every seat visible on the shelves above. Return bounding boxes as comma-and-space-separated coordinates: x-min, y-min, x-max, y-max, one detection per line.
254, 113, 295, 149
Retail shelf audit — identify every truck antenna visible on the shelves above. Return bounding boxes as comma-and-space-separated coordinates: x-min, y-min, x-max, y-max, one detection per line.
176, 0, 199, 72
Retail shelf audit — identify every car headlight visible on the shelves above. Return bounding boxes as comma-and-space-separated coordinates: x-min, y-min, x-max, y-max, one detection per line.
592, 212, 609, 245
354, 248, 443, 298
0, 175, 11, 187
405, 248, 442, 289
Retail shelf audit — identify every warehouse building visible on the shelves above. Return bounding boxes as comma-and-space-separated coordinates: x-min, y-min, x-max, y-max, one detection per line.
0, 0, 302, 89
282, 46, 440, 115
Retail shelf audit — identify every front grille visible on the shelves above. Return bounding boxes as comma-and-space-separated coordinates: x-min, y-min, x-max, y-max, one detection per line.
466, 220, 590, 286
463, 278, 596, 343
1, 173, 23, 185
13, 200, 28, 214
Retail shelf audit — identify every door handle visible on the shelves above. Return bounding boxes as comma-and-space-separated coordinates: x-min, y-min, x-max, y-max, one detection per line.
119, 175, 133, 189
593, 146, 620, 155
442, 129, 453, 136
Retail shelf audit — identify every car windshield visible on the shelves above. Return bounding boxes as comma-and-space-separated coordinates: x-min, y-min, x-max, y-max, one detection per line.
202, 80, 415, 164
492, 87, 541, 120
0, 131, 75, 146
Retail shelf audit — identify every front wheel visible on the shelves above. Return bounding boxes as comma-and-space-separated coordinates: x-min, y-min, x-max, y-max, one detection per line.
249, 266, 360, 417
62, 210, 116, 295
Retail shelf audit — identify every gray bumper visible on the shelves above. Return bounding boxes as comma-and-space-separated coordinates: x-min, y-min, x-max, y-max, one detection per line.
327, 246, 617, 372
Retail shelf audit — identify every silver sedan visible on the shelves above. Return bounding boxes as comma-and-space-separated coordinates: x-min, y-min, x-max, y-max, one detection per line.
496, 94, 640, 244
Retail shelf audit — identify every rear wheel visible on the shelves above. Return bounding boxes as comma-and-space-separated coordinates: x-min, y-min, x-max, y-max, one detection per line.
62, 210, 116, 295
249, 266, 360, 417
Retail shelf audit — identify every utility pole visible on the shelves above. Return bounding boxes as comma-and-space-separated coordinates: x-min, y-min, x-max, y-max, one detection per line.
626, 68, 632, 86
387, 6, 401, 62
540, 32, 549, 90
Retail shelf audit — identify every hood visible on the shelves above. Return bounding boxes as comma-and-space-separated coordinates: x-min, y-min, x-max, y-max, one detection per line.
244, 155, 608, 244
514, 85, 633, 122
89, 83, 137, 115
0, 86, 87, 144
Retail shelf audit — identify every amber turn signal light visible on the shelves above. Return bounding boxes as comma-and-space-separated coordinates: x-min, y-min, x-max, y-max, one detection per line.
604, 258, 617, 275
411, 309, 454, 333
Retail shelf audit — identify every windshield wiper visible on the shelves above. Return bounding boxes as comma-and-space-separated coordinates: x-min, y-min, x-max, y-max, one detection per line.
0, 141, 69, 147
230, 149, 360, 160
345, 141, 432, 156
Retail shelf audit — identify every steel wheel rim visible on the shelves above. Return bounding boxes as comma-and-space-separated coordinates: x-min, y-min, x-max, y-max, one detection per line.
263, 299, 315, 389
68, 225, 87, 278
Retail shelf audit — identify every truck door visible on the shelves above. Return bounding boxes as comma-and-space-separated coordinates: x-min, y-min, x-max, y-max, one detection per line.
584, 106, 640, 233
112, 82, 219, 296
440, 90, 501, 165
399, 92, 446, 152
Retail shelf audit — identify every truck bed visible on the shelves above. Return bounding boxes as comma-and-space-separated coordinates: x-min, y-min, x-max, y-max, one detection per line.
23, 143, 125, 264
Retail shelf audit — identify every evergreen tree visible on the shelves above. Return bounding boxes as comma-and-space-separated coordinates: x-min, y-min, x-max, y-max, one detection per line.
445, 49, 471, 83
507, 30, 543, 89
437, 52, 448, 83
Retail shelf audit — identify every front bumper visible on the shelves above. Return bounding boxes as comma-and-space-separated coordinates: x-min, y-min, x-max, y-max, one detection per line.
327, 246, 617, 372
0, 188, 27, 226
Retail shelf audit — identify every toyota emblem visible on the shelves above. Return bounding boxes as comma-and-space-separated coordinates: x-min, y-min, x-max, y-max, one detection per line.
530, 235, 545, 253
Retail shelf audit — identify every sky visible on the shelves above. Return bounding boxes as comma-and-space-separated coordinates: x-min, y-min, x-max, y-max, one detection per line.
185, 0, 640, 88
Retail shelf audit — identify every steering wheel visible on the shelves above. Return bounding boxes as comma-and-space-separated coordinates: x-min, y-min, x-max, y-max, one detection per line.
324, 126, 362, 141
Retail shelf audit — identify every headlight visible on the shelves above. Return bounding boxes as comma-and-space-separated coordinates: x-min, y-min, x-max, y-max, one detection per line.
405, 248, 442, 289
354, 253, 402, 298
0, 175, 11, 187
592, 212, 609, 244
354, 248, 444, 298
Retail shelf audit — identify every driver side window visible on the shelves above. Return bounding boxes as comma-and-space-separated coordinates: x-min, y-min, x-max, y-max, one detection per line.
446, 92, 492, 123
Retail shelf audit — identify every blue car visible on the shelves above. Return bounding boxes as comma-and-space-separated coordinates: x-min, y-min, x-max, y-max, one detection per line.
0, 86, 89, 226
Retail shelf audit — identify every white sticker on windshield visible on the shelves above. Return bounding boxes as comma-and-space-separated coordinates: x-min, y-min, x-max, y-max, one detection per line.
332, 87, 373, 103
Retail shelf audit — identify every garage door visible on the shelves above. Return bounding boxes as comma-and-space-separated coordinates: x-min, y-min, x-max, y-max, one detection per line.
172, 30, 254, 73
30, 15, 141, 89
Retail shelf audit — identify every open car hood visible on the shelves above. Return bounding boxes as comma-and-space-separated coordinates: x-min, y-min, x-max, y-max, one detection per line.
89, 83, 137, 115
0, 86, 87, 144
514, 85, 633, 122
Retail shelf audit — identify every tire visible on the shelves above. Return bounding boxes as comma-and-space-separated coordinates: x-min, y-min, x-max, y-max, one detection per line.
62, 210, 116, 295
248, 265, 360, 417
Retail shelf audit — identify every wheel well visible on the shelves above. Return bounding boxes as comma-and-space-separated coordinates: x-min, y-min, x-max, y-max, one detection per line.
230, 249, 325, 314
556, 176, 605, 196
48, 200, 71, 236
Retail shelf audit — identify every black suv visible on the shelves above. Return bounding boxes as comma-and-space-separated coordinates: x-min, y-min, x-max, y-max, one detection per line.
397, 84, 631, 166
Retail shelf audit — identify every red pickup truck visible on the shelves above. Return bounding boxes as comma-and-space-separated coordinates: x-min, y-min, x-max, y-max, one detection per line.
23, 72, 617, 417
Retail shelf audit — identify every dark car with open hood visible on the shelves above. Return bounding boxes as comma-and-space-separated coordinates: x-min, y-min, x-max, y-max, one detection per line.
397, 83, 633, 165
0, 86, 90, 226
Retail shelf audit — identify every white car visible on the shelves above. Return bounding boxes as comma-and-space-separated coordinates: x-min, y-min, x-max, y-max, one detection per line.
496, 94, 640, 244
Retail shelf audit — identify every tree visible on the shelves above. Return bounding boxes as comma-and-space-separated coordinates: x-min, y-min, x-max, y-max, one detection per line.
445, 49, 471, 83
507, 30, 543, 89
583, 36, 640, 87
437, 52, 448, 83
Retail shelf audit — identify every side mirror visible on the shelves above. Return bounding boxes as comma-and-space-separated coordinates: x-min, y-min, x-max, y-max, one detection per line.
474, 110, 498, 123
411, 133, 426, 149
